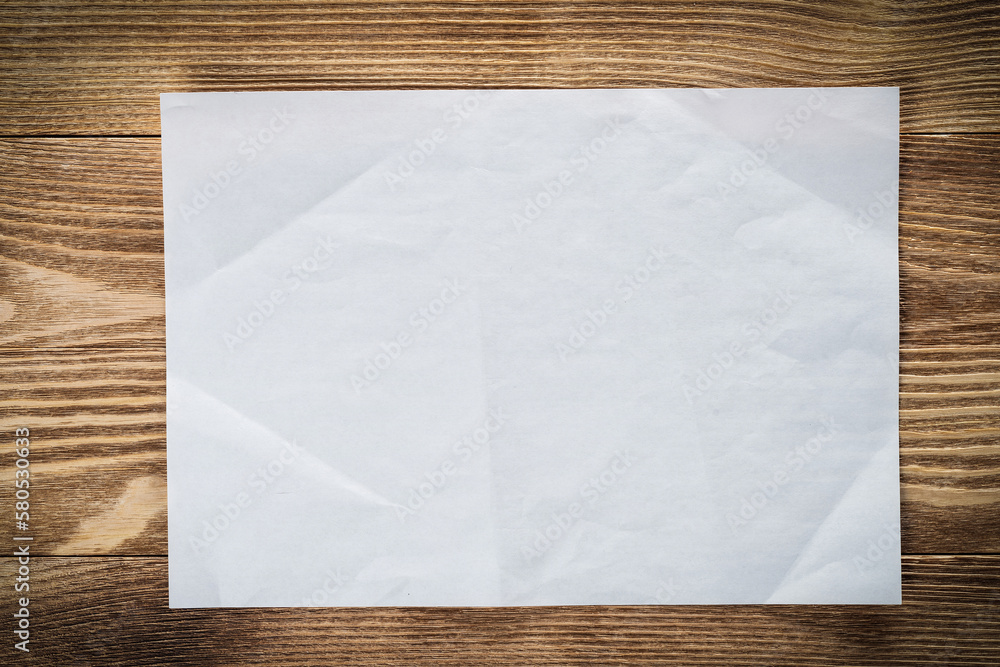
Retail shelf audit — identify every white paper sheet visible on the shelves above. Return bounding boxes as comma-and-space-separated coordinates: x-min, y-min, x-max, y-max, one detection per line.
161, 87, 901, 607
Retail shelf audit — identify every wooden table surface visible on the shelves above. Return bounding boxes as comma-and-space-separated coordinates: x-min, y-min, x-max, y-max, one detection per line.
1, 1, 998, 664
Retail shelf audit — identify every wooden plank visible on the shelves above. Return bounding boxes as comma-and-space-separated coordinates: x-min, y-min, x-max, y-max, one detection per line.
0, 348, 166, 555
2, 134, 999, 348
0, 555, 997, 665
894, 134, 1000, 550
0, 1, 998, 135
1, 345, 997, 555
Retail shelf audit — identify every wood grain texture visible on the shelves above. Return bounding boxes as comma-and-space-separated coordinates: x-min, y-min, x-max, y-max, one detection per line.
1, 135, 998, 557
0, 139, 164, 349
1, 2, 999, 662
896, 134, 1000, 552
0, 0, 998, 135
0, 556, 996, 666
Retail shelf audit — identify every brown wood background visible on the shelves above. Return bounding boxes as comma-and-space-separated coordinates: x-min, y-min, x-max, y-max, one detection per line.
1, 1, 998, 664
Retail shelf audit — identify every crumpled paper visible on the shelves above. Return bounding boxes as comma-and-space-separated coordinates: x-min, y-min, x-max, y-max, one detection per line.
162, 87, 901, 606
